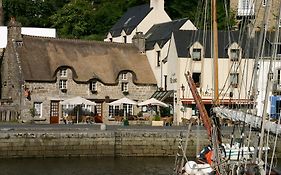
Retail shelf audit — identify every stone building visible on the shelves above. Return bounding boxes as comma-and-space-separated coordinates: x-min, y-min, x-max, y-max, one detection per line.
230, 0, 281, 31
1, 18, 157, 124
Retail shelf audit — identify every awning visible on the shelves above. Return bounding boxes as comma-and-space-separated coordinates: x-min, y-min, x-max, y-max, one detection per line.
150, 90, 174, 102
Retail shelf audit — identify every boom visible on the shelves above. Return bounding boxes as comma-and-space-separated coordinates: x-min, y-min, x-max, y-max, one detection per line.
185, 72, 212, 138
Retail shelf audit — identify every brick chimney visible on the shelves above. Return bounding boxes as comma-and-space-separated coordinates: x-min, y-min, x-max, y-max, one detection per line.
7, 17, 22, 42
0, 0, 3, 26
150, 0, 165, 11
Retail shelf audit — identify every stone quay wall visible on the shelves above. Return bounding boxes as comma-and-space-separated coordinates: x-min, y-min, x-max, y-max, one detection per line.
0, 129, 210, 158
0, 128, 280, 159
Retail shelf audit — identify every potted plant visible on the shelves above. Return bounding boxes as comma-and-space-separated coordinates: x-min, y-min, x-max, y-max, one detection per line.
151, 115, 163, 126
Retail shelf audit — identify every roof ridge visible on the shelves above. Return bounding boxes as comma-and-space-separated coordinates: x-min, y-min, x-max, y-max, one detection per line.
22, 35, 135, 48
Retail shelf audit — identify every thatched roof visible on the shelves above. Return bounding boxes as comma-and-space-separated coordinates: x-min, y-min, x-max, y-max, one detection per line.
18, 36, 156, 85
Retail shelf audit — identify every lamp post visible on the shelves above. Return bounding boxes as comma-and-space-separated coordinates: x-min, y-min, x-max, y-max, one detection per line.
181, 84, 185, 98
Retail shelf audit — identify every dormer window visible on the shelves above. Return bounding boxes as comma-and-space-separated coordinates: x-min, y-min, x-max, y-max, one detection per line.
90, 81, 97, 92
262, 0, 267, 6
60, 68, 67, 77
59, 80, 67, 90
122, 73, 127, 80
156, 51, 161, 67
121, 82, 128, 92
230, 49, 239, 61
123, 36, 127, 43
192, 49, 201, 61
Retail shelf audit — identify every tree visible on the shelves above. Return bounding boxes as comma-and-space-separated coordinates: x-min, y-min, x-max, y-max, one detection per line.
50, 0, 95, 38
3, 0, 70, 27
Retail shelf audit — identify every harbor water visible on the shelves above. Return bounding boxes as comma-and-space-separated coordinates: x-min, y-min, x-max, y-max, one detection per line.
0, 156, 280, 175
0, 157, 175, 175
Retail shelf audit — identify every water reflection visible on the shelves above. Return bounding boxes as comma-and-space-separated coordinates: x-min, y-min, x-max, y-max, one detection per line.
0, 157, 175, 175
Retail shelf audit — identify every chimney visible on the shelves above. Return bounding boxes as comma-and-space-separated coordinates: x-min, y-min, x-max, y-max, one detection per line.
7, 17, 22, 42
0, 0, 3, 26
150, 0, 164, 11
132, 32, 145, 53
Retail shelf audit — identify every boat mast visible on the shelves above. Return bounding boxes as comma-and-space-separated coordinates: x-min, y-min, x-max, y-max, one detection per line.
212, 0, 219, 105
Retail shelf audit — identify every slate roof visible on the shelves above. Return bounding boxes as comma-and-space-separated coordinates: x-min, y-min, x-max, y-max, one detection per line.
263, 31, 281, 57
145, 18, 189, 50
109, 4, 152, 37
17, 35, 157, 85
173, 30, 256, 58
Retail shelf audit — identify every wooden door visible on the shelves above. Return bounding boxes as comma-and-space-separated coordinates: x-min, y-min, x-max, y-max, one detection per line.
50, 101, 59, 124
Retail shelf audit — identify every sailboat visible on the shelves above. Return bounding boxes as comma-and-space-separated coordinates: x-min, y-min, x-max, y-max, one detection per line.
173, 0, 281, 174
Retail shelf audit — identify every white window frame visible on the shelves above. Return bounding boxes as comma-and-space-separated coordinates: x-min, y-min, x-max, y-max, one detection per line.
192, 48, 201, 61
122, 73, 127, 80
60, 68, 67, 77
230, 49, 240, 61
90, 81, 97, 91
262, 0, 267, 6
109, 105, 120, 118
34, 102, 42, 118
123, 104, 133, 116
238, 0, 254, 16
121, 82, 128, 92
59, 80, 67, 89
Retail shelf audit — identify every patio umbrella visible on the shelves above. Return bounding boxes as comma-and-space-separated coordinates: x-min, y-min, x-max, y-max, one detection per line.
60, 96, 96, 123
109, 97, 137, 105
109, 97, 137, 117
138, 98, 168, 107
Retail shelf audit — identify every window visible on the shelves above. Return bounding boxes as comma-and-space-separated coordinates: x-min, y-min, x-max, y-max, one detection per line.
123, 36, 127, 43
34, 102, 42, 117
238, 0, 254, 16
277, 69, 281, 84
90, 81, 97, 92
156, 51, 161, 67
277, 44, 281, 55
109, 105, 120, 117
192, 72, 201, 87
122, 82, 128, 92
122, 73, 127, 80
123, 104, 133, 116
230, 49, 239, 61
59, 80, 67, 89
230, 73, 239, 88
262, 0, 267, 6
192, 49, 201, 61
60, 69, 67, 77
109, 38, 113, 42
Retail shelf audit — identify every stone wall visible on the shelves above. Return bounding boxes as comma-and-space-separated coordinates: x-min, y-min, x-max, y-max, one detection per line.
0, 129, 280, 159
21, 69, 156, 123
0, 129, 209, 158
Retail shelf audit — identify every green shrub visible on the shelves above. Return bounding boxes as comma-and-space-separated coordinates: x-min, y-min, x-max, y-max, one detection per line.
153, 115, 161, 121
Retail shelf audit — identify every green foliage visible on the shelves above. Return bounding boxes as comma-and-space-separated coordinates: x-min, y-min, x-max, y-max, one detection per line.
29, 107, 35, 118
123, 118, 129, 126
153, 115, 161, 121
2, 0, 235, 39
50, 0, 95, 38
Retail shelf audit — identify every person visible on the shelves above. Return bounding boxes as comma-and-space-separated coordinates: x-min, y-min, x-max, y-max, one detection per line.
198, 145, 213, 165
63, 116, 67, 124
